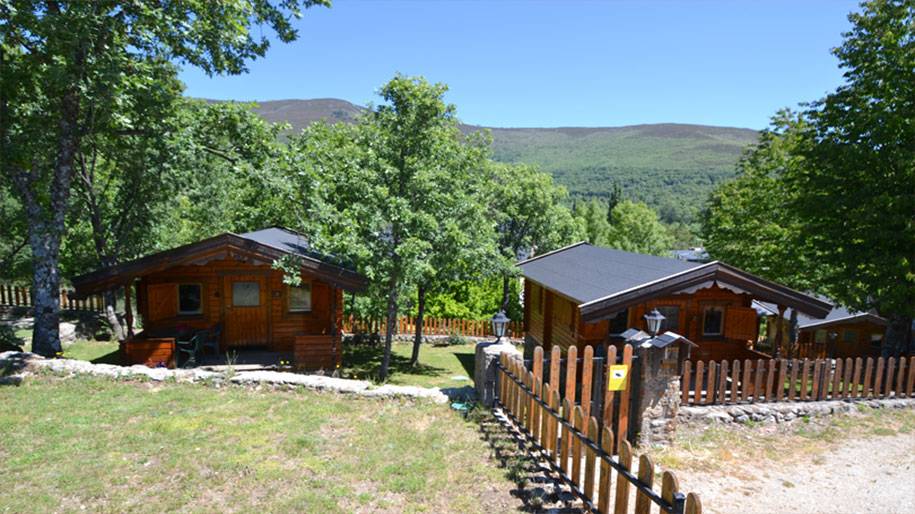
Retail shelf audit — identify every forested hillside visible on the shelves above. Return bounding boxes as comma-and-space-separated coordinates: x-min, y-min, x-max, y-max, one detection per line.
246, 99, 759, 225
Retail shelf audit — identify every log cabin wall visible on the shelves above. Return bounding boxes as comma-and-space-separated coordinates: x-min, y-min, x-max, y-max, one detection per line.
525, 280, 765, 362
525, 281, 547, 347
798, 319, 885, 360
136, 258, 338, 353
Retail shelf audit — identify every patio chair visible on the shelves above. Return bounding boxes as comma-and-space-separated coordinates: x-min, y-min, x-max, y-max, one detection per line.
202, 323, 222, 356
177, 330, 205, 368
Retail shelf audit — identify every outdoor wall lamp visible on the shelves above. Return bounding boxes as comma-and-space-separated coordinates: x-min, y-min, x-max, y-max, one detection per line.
644, 309, 666, 336
491, 310, 510, 343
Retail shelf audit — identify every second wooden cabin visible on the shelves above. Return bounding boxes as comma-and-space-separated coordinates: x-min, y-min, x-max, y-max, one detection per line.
518, 242, 831, 362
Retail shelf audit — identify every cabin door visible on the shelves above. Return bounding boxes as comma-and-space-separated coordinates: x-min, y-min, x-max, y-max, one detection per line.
223, 274, 269, 347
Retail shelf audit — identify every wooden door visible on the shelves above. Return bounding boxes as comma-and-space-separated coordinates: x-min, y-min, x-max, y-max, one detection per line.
223, 274, 269, 347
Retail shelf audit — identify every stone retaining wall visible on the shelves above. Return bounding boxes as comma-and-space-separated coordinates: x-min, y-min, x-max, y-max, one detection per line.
0, 351, 449, 403
679, 398, 915, 425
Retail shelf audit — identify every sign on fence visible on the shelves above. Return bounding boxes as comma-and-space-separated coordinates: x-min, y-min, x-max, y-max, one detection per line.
607, 364, 629, 391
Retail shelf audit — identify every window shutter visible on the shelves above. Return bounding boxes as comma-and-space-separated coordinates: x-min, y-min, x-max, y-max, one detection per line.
147, 283, 177, 322
724, 307, 758, 341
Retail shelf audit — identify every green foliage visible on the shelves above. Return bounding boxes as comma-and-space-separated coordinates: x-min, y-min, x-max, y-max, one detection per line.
605, 200, 676, 256
572, 198, 674, 256
420, 278, 523, 321
785, 0, 915, 321
487, 124, 758, 226
287, 75, 500, 378
702, 111, 822, 292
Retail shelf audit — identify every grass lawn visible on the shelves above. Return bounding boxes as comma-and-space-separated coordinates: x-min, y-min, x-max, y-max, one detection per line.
0, 373, 516, 513
341, 341, 485, 389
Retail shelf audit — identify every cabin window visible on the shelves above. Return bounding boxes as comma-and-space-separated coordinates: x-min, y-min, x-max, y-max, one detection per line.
702, 306, 724, 336
288, 283, 312, 312
608, 310, 628, 336
843, 330, 858, 344
656, 306, 680, 332
177, 284, 202, 315
814, 329, 827, 344
870, 333, 883, 347
232, 281, 261, 307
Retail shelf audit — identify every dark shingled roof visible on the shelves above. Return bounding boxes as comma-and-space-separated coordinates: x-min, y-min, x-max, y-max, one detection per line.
518, 242, 702, 304
239, 227, 313, 256
754, 300, 887, 329
519, 242, 833, 320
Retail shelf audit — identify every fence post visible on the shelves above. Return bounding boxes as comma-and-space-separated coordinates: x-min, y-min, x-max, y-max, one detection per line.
631, 342, 682, 447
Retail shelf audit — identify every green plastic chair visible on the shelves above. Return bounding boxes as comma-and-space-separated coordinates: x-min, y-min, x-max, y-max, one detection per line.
177, 331, 205, 368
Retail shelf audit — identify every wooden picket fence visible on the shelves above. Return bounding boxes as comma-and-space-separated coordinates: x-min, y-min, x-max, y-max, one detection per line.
0, 284, 105, 312
342, 315, 523, 339
682, 356, 915, 406
497, 346, 702, 514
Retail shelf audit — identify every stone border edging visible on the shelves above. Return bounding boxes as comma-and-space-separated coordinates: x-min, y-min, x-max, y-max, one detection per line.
679, 397, 915, 425
0, 351, 449, 403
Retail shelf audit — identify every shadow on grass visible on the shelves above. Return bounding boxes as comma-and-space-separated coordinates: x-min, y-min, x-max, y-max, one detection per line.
343, 344, 450, 382
474, 408, 580, 513
454, 350, 476, 378
90, 350, 121, 365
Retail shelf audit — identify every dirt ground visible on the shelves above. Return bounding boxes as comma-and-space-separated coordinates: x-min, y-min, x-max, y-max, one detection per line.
670, 421, 915, 513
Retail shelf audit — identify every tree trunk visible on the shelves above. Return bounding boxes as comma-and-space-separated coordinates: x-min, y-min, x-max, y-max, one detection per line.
882, 314, 911, 359
501, 275, 511, 313
105, 289, 126, 341
28, 220, 64, 357
410, 285, 426, 367
379, 281, 400, 382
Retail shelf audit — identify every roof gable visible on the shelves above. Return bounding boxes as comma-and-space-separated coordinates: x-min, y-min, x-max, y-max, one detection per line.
72, 227, 366, 296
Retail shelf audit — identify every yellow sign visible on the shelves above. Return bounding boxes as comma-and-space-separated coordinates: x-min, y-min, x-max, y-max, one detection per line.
607, 364, 629, 391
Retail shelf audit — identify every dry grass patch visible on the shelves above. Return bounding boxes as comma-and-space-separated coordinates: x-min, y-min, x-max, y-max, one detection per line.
655, 406, 915, 474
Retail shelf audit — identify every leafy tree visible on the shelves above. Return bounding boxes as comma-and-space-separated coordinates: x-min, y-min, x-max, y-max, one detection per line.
1, 0, 328, 356
786, 0, 915, 355
291, 76, 492, 380
606, 181, 623, 223
604, 200, 674, 256
702, 111, 821, 292
407, 130, 497, 367
489, 162, 580, 312
573, 199, 611, 245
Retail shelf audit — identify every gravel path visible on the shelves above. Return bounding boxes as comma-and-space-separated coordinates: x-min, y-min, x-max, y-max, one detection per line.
676, 432, 915, 514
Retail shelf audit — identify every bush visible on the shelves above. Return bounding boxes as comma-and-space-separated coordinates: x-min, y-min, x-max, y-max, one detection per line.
0, 325, 25, 353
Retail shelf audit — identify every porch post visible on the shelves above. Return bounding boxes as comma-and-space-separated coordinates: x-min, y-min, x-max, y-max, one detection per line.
331, 285, 339, 371
774, 304, 786, 359
123, 280, 135, 339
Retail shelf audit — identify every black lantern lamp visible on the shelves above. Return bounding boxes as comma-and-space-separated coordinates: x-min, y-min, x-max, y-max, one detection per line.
644, 309, 666, 336
491, 310, 510, 343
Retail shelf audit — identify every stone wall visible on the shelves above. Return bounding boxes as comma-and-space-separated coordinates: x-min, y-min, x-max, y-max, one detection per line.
679, 398, 915, 425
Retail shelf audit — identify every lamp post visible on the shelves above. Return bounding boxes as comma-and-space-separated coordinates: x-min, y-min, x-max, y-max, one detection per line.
644, 309, 666, 337
491, 310, 510, 343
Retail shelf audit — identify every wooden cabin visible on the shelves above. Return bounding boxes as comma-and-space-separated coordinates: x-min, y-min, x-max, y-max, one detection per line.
72, 227, 366, 370
757, 301, 893, 360
519, 242, 831, 362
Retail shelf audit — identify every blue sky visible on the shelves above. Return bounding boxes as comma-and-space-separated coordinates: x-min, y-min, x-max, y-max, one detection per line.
179, 0, 862, 129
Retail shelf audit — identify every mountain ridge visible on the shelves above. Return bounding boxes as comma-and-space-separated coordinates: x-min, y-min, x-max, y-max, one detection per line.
233, 98, 759, 226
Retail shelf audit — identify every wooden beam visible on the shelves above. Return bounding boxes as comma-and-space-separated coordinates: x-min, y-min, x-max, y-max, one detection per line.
774, 304, 786, 360
124, 281, 135, 339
